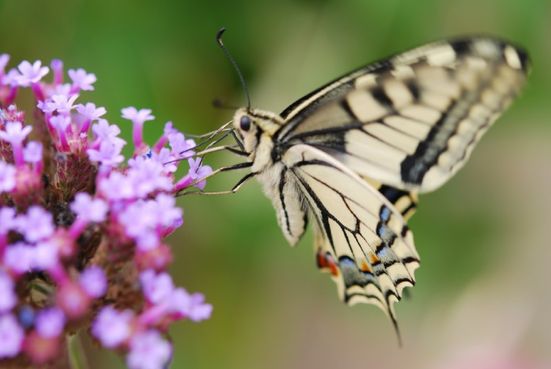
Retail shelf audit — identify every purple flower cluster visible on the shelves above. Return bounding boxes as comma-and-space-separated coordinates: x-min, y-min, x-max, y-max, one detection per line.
0, 54, 212, 368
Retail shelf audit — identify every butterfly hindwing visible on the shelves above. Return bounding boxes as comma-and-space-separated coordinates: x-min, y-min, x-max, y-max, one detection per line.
281, 144, 420, 323
276, 37, 529, 193
364, 178, 418, 221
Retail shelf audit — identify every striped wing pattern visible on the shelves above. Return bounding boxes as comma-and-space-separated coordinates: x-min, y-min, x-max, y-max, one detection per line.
234, 36, 528, 330
364, 178, 418, 221
276, 37, 529, 193
282, 145, 420, 327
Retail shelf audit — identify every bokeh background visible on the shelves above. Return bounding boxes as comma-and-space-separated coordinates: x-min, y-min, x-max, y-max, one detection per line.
1, 0, 550, 368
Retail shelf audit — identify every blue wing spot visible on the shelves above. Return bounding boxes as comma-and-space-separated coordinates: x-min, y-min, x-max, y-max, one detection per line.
379, 206, 391, 222
338, 256, 378, 287
376, 223, 395, 245
376, 246, 390, 259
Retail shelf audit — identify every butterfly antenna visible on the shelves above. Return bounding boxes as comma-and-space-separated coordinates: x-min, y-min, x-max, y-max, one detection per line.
216, 27, 251, 109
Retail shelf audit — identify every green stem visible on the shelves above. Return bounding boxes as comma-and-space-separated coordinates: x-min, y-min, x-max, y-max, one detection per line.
67, 334, 89, 369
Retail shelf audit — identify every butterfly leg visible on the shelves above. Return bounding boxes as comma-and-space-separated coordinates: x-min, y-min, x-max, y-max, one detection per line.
176, 161, 254, 196
179, 171, 257, 196
194, 144, 248, 157
179, 128, 233, 157
229, 129, 245, 152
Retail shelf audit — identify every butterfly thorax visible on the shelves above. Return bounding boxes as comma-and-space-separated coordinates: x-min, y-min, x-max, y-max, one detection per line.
232, 108, 284, 172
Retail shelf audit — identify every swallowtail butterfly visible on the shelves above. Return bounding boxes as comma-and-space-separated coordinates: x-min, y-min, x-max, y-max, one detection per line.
206, 33, 529, 337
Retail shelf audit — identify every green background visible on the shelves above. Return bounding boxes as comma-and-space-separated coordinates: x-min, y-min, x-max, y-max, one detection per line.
1, 0, 550, 368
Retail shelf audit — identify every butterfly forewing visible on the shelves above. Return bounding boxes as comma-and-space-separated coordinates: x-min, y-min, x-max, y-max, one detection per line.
276, 37, 529, 193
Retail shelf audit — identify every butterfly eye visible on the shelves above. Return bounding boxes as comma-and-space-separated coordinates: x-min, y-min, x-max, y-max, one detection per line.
240, 116, 251, 131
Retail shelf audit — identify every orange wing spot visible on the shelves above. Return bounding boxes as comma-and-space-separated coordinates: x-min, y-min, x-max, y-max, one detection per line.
316, 250, 340, 276
323, 254, 339, 276
369, 253, 380, 264
316, 250, 328, 269
361, 260, 372, 273
328, 259, 339, 276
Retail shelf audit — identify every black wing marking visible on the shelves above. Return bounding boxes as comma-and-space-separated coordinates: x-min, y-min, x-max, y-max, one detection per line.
282, 144, 420, 329
276, 37, 529, 193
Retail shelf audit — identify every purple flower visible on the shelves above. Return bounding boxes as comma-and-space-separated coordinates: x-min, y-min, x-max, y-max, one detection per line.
15, 60, 49, 87
174, 291, 212, 322
119, 201, 160, 242
71, 193, 108, 223
2, 69, 21, 88
49, 83, 71, 97
23, 141, 43, 164
0, 314, 24, 358
140, 270, 174, 305
0, 54, 9, 75
68, 68, 96, 91
0, 55, 213, 367
3, 242, 34, 274
0, 161, 16, 193
139, 270, 211, 322
121, 107, 155, 125
0, 271, 17, 312
33, 241, 59, 271
168, 132, 195, 159
35, 308, 65, 338
50, 115, 71, 134
92, 306, 133, 348
17, 206, 54, 242
51, 59, 64, 85
0, 121, 32, 147
152, 122, 177, 152
79, 266, 107, 298
126, 330, 172, 369
152, 148, 177, 174
163, 122, 177, 136
118, 195, 181, 250
127, 157, 172, 197
77, 104, 107, 134
188, 158, 212, 190
134, 232, 160, 251
77, 103, 106, 122
0, 105, 24, 122
38, 94, 78, 114
153, 194, 182, 228
0, 207, 16, 235
98, 171, 135, 200
0, 121, 32, 165
91, 119, 124, 145
87, 140, 125, 167
122, 107, 155, 149
56, 281, 91, 319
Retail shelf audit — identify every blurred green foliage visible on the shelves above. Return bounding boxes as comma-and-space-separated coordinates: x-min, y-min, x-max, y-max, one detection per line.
1, 0, 550, 368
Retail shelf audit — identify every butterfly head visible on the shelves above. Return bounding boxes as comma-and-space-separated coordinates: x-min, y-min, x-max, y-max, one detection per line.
232, 108, 283, 154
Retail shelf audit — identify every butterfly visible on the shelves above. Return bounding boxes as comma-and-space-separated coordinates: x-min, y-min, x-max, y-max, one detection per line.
196, 33, 529, 338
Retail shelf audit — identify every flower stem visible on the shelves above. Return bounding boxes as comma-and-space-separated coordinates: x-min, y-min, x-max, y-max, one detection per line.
68, 334, 89, 369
